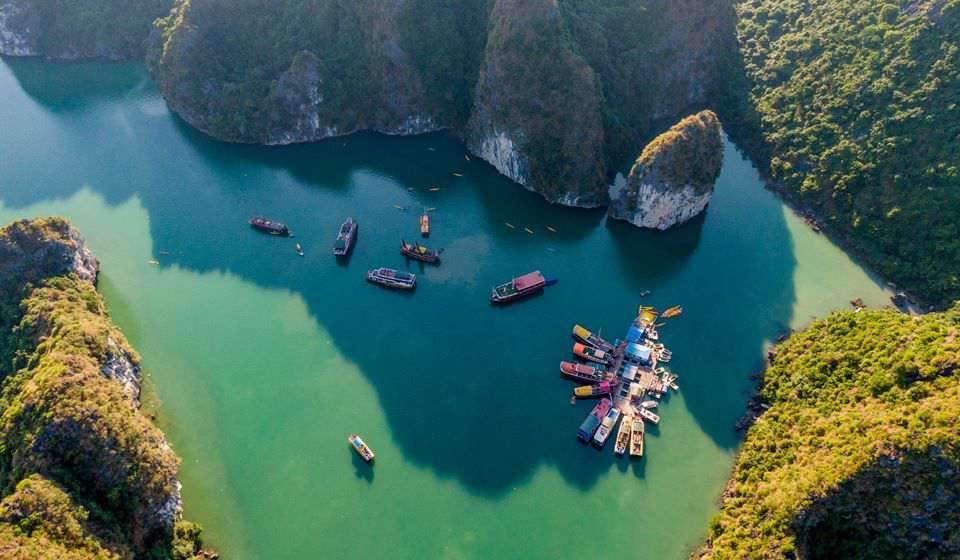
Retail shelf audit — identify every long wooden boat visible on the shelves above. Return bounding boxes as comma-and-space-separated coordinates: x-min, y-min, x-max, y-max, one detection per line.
560, 361, 606, 384
592, 407, 621, 448
573, 342, 611, 364
573, 381, 612, 398
662, 305, 683, 319
366, 268, 416, 290
348, 434, 375, 462
249, 217, 290, 236
629, 417, 645, 457
491, 271, 546, 304
577, 398, 611, 442
400, 240, 441, 263
420, 211, 430, 237
571, 324, 614, 353
614, 414, 631, 456
333, 218, 358, 257
636, 406, 660, 425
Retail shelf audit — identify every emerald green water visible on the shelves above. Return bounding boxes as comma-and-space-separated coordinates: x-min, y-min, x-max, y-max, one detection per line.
0, 59, 891, 559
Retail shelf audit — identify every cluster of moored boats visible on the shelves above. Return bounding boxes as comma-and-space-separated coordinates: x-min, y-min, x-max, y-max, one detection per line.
249, 214, 557, 302
564, 306, 680, 457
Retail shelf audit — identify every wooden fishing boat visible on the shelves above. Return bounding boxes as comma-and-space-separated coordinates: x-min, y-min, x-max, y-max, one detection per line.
571, 325, 614, 352
662, 305, 683, 319
577, 398, 611, 442
592, 408, 621, 448
249, 217, 290, 236
420, 211, 430, 236
629, 417, 645, 457
573, 342, 611, 364
491, 271, 547, 304
348, 434, 375, 462
366, 268, 416, 290
333, 218, 357, 257
401, 240, 441, 263
636, 406, 660, 425
560, 361, 606, 384
573, 381, 612, 398
614, 415, 631, 456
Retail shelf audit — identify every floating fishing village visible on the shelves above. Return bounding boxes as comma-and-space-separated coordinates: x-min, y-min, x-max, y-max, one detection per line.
565, 306, 681, 457
248, 201, 660, 463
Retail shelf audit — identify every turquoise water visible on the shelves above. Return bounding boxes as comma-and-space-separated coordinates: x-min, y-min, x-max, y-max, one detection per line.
0, 58, 891, 559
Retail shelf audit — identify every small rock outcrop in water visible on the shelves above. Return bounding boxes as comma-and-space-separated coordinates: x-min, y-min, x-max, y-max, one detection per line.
608, 111, 723, 230
0, 217, 214, 559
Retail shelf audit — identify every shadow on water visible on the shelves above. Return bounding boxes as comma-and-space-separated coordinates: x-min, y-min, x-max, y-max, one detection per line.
2, 57, 149, 113
2, 59, 799, 496
350, 449, 375, 484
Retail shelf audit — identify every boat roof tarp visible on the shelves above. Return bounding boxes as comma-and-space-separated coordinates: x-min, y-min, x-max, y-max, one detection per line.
626, 343, 652, 362
622, 364, 639, 381
514, 271, 545, 290
626, 325, 645, 343
573, 325, 591, 339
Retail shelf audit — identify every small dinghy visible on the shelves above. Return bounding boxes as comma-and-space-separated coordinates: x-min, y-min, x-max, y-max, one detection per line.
348, 434, 375, 463
420, 211, 430, 237
295, 243, 304, 257
640, 400, 658, 410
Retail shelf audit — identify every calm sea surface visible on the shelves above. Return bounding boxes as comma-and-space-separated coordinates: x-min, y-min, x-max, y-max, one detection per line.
0, 58, 890, 559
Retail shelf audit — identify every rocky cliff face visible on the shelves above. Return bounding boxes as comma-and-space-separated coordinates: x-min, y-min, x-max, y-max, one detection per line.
608, 111, 723, 229
466, 0, 607, 206
0, 218, 212, 559
146, 0, 736, 208
0, 0, 172, 59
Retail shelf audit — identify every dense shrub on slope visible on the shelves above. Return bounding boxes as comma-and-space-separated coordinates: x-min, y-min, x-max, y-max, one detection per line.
0, 218, 211, 559
733, 0, 960, 306
699, 305, 960, 558
0, 0, 172, 59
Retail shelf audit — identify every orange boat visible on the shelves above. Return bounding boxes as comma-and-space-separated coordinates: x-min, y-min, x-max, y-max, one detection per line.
573, 342, 610, 364
420, 211, 430, 237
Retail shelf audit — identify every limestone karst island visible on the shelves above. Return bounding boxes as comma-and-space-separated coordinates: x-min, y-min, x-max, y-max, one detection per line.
1, 1, 958, 559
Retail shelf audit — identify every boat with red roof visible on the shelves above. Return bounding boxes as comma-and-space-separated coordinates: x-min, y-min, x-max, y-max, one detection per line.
490, 270, 547, 304
560, 361, 607, 384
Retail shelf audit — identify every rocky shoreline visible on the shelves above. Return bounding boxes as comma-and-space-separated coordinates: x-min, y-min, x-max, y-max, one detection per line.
0, 218, 215, 559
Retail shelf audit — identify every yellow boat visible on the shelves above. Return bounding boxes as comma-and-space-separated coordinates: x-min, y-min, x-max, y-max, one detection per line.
662, 306, 683, 319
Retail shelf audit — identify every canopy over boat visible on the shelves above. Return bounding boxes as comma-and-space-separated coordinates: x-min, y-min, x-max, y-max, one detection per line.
626, 324, 645, 343
514, 271, 545, 290
626, 343, 653, 364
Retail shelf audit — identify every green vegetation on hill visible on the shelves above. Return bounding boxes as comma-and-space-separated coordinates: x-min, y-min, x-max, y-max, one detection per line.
147, 0, 733, 204
732, 0, 960, 306
0, 218, 211, 559
7, 0, 172, 59
699, 305, 960, 558
634, 110, 723, 192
